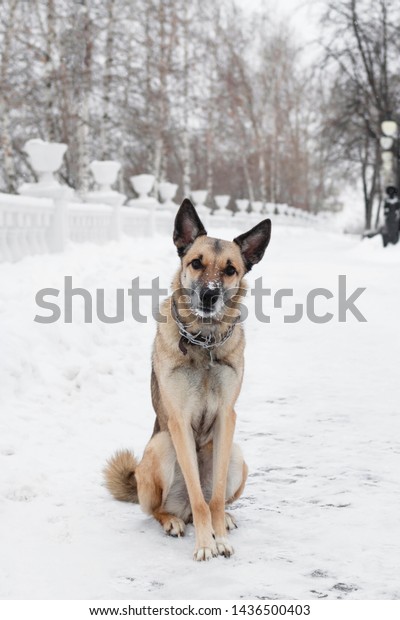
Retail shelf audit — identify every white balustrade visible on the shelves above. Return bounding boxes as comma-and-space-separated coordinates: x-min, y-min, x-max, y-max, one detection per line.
89, 161, 121, 192
0, 195, 329, 263
214, 195, 231, 216
251, 201, 263, 215
191, 190, 208, 207
87, 160, 126, 241
0, 194, 54, 262
23, 139, 67, 187
0, 142, 328, 263
130, 174, 155, 199
191, 190, 210, 227
235, 199, 249, 214
69, 203, 114, 244
158, 182, 178, 211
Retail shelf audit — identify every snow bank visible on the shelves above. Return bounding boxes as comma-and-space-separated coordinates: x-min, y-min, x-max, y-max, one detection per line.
0, 227, 399, 599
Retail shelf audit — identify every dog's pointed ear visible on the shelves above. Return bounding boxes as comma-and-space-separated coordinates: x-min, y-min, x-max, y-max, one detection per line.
173, 198, 207, 257
233, 219, 271, 272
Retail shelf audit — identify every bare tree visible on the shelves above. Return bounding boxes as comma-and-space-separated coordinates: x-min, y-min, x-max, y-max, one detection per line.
100, 0, 117, 159
319, 0, 400, 228
0, 0, 344, 213
0, 0, 19, 192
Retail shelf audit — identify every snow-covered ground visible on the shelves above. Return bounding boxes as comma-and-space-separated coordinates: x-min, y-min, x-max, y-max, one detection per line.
1, 224, 399, 600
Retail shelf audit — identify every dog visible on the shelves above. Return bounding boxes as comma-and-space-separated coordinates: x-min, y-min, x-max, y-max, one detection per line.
104, 198, 271, 560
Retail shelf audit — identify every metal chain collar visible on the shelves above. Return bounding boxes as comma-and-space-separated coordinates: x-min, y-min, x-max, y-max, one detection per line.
171, 300, 239, 355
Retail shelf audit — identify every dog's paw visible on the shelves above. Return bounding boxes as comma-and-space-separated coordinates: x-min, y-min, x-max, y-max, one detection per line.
163, 516, 185, 537
225, 512, 238, 531
215, 537, 234, 558
193, 541, 218, 561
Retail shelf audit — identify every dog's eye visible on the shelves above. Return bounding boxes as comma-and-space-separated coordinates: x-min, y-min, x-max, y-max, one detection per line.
225, 265, 237, 276
191, 259, 203, 270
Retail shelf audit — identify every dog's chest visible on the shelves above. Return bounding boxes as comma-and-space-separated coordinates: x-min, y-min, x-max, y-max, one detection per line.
189, 361, 232, 447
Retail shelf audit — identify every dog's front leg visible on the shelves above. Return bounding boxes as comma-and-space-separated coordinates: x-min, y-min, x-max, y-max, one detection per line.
167, 415, 218, 561
209, 409, 236, 557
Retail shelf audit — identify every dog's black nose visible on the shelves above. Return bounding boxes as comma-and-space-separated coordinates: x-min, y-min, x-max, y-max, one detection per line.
200, 287, 221, 308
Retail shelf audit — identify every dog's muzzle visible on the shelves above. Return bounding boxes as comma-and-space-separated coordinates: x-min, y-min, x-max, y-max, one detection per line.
198, 286, 222, 313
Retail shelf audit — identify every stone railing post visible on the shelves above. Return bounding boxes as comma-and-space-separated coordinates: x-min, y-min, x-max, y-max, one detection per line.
51, 186, 74, 252
214, 195, 231, 217
158, 182, 178, 212
86, 160, 126, 242
191, 190, 210, 229
18, 139, 74, 253
129, 174, 158, 237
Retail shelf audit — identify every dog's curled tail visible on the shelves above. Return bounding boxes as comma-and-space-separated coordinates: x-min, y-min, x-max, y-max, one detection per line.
104, 450, 139, 503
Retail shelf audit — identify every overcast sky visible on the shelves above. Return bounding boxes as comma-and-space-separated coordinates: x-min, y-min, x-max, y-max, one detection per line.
237, 0, 322, 59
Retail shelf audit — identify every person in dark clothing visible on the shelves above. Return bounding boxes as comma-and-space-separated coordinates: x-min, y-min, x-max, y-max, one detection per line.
382, 186, 400, 247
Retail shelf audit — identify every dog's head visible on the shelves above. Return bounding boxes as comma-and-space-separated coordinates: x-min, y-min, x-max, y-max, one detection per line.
173, 198, 271, 322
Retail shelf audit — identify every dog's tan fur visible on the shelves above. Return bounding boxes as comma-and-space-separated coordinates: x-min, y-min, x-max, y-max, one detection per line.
105, 199, 271, 560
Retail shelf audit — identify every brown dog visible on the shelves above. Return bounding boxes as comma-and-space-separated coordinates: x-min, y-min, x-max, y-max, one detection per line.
104, 198, 271, 560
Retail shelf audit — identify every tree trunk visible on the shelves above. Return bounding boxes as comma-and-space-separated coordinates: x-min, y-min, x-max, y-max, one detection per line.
76, 0, 92, 193
0, 99, 17, 193
258, 148, 266, 208
44, 0, 57, 142
206, 107, 214, 205
361, 139, 379, 230
181, 2, 191, 196
0, 0, 18, 192
100, 0, 115, 159
242, 153, 255, 202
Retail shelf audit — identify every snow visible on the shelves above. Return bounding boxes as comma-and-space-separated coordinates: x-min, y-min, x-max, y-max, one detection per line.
0, 225, 399, 600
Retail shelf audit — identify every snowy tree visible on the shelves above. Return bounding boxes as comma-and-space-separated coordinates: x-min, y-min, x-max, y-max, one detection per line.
319, 0, 400, 228
0, 0, 342, 211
